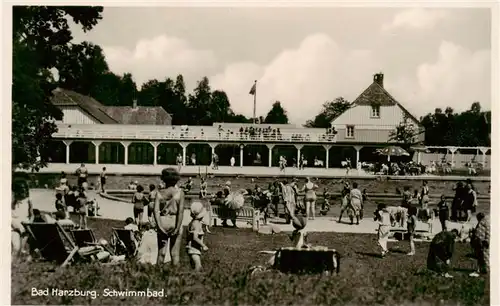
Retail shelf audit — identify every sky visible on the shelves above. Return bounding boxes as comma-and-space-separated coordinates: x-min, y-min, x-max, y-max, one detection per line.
69, 6, 492, 124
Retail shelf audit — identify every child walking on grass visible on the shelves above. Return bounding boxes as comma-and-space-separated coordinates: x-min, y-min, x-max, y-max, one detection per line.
374, 203, 391, 257
186, 202, 209, 271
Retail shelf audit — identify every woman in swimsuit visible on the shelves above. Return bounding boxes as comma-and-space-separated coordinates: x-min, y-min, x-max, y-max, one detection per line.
154, 168, 186, 267
302, 177, 318, 220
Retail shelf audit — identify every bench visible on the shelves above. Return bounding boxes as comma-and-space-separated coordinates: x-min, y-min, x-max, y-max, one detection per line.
211, 205, 260, 232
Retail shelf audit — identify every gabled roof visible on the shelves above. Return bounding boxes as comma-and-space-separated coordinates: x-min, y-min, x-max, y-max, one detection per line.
51, 88, 119, 124
105, 106, 172, 125
352, 81, 423, 127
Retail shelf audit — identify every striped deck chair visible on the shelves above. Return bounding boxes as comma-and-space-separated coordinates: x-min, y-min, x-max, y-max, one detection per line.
22, 222, 101, 267
111, 228, 139, 258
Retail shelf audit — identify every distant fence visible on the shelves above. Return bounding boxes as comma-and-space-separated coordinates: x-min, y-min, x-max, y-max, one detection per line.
414, 153, 491, 169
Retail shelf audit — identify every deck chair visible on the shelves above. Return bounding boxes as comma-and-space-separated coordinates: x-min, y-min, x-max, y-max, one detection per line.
273, 247, 340, 275
71, 228, 115, 255
111, 228, 139, 258
22, 222, 101, 267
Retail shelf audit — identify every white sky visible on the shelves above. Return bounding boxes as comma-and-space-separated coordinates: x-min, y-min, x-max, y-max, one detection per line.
70, 6, 492, 124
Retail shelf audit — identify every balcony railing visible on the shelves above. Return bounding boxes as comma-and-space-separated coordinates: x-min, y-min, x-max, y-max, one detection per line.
53, 124, 338, 143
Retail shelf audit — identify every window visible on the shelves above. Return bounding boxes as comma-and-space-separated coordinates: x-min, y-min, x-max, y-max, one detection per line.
371, 105, 380, 118
346, 125, 355, 138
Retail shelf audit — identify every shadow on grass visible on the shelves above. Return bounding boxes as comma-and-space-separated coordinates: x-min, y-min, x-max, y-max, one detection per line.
356, 251, 383, 258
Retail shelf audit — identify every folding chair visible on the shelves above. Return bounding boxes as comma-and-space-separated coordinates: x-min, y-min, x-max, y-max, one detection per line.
71, 228, 115, 255
22, 222, 101, 267
111, 228, 139, 258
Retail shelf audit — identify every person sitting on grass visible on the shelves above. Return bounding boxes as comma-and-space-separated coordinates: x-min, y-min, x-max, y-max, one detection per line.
406, 206, 418, 256
124, 217, 139, 232
469, 212, 489, 277
186, 201, 209, 271
427, 229, 458, 278
132, 185, 148, 225
374, 203, 391, 257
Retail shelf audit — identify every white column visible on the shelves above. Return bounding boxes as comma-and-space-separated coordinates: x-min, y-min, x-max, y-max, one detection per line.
480, 147, 489, 167
449, 147, 457, 168
63, 140, 73, 164
180, 143, 188, 166
324, 145, 331, 169
267, 144, 274, 167
295, 144, 303, 167
92, 141, 101, 164
239, 144, 244, 167
417, 151, 422, 164
152, 142, 159, 165
354, 145, 363, 170
122, 141, 130, 165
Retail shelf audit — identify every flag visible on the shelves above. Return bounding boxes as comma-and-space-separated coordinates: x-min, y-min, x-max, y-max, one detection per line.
249, 82, 256, 95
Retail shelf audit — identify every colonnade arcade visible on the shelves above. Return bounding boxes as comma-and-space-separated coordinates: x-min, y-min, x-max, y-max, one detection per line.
47, 140, 380, 168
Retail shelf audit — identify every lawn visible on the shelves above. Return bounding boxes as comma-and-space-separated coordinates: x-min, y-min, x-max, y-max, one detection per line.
12, 217, 489, 305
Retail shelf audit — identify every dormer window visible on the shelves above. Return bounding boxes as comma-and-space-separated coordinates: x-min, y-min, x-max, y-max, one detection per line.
371, 105, 380, 118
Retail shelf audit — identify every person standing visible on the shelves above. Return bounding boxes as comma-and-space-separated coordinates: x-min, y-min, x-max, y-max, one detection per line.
419, 180, 430, 205
437, 195, 449, 232
338, 181, 351, 223
302, 178, 318, 220
75, 163, 88, 187
470, 213, 489, 277
451, 181, 464, 222
406, 206, 418, 256
132, 185, 147, 225
349, 182, 363, 225
99, 167, 107, 193
374, 203, 391, 257
154, 168, 185, 267
230, 156, 236, 167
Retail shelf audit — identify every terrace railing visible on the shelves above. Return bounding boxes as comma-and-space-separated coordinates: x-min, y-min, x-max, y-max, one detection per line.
53, 124, 338, 143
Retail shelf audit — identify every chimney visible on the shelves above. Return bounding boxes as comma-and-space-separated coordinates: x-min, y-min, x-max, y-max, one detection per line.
132, 99, 138, 109
374, 73, 384, 88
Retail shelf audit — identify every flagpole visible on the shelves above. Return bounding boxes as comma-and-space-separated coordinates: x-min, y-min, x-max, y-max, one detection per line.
253, 80, 257, 124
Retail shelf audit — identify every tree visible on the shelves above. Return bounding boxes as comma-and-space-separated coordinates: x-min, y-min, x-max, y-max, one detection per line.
305, 97, 351, 128
264, 101, 289, 124
389, 114, 421, 149
209, 90, 232, 123
12, 6, 103, 171
187, 77, 212, 125
56, 41, 109, 95
118, 73, 138, 106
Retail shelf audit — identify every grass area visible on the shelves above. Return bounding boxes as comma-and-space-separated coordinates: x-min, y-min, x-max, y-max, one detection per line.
12, 217, 489, 305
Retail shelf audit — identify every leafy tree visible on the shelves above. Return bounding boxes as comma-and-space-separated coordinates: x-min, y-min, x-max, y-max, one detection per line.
187, 77, 212, 125
56, 41, 109, 95
264, 101, 288, 124
389, 114, 421, 149
12, 6, 103, 171
91, 72, 123, 106
118, 73, 138, 106
305, 97, 351, 128
209, 90, 232, 123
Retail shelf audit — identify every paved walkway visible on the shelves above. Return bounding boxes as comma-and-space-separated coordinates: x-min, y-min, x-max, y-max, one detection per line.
34, 164, 489, 181
29, 189, 473, 236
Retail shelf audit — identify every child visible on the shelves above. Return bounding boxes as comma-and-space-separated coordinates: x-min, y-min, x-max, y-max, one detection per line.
437, 195, 449, 232
100, 167, 107, 193
186, 202, 209, 271
407, 206, 418, 256
75, 187, 88, 229
374, 203, 391, 257
124, 217, 139, 232
266, 214, 308, 267
199, 177, 208, 199
132, 185, 147, 225
55, 193, 65, 214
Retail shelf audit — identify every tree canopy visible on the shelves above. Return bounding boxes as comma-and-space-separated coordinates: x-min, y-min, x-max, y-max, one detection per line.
305, 97, 351, 128
12, 6, 103, 171
264, 101, 289, 124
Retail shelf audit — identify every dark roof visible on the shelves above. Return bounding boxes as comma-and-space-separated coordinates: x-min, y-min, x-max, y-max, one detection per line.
104, 106, 172, 125
51, 88, 119, 124
352, 81, 423, 127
